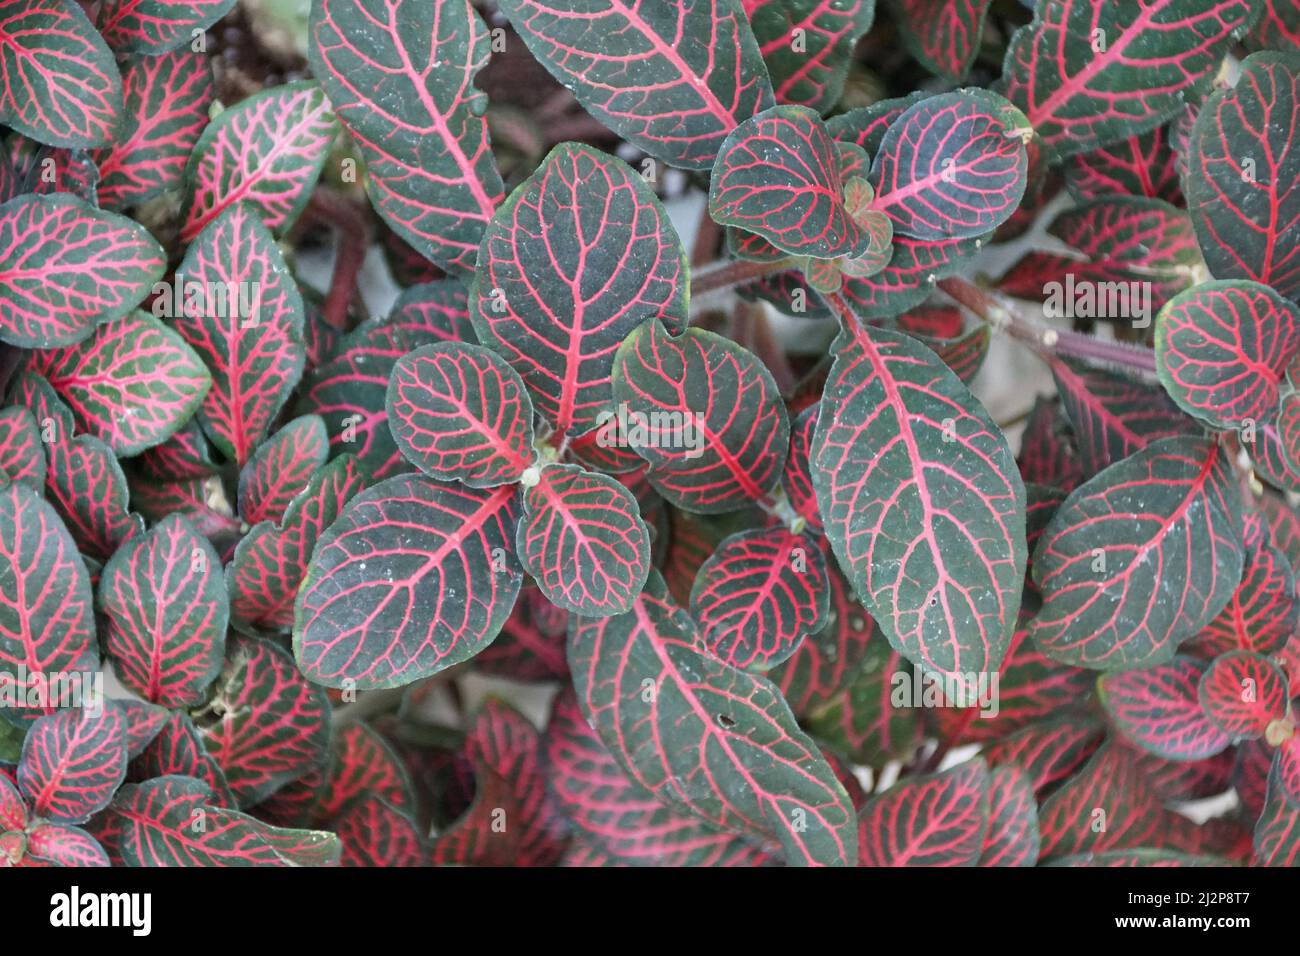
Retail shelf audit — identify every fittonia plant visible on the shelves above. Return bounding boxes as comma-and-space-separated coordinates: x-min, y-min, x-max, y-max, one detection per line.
0, 0, 1298, 868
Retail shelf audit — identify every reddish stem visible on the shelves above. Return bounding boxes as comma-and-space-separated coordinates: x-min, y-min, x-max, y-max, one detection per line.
305, 189, 372, 331
691, 256, 794, 297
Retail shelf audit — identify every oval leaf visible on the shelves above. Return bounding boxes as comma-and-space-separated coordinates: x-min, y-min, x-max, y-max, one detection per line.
857, 759, 990, 866
18, 707, 127, 824
812, 321, 1026, 678
517, 463, 651, 617
1099, 656, 1232, 761
293, 474, 522, 689
1198, 649, 1290, 739
387, 342, 535, 488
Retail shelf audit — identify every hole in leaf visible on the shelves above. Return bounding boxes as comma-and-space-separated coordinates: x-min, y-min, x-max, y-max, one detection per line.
716, 713, 737, 729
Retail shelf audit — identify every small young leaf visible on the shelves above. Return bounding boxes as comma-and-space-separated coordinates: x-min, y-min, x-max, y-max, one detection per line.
869, 91, 1029, 240
690, 527, 828, 671
236, 415, 329, 527
1198, 650, 1290, 739
612, 320, 788, 513
517, 463, 651, 617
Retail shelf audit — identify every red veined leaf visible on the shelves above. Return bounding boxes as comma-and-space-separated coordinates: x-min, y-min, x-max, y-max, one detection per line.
1031, 436, 1245, 670
18, 706, 127, 824
111, 775, 340, 866
710, 106, 874, 260
131, 711, 236, 809
894, 0, 994, 81
45, 433, 142, 561
1191, 531, 1298, 656
0, 480, 96, 720
92, 50, 214, 211
462, 698, 568, 866
804, 637, 922, 768
1002, 0, 1257, 161
812, 319, 1026, 679
97, 0, 237, 54
475, 588, 569, 683
1155, 280, 1300, 430
569, 571, 858, 866
0, 771, 27, 830
1272, 735, 1300, 808
781, 404, 821, 533
982, 718, 1105, 796
998, 197, 1199, 314
119, 699, 167, 758
23, 821, 109, 866
894, 305, 990, 385
1254, 760, 1300, 866
30, 311, 211, 456
1035, 742, 1166, 861
387, 343, 535, 488
1235, 737, 1274, 818
98, 513, 226, 708
309, 723, 415, 826
1063, 125, 1184, 205
470, 144, 687, 439
1017, 396, 1084, 491
309, 0, 503, 275
612, 320, 788, 513
229, 454, 367, 631
194, 636, 330, 807
1250, 1, 1300, 51
0, 0, 122, 147
977, 766, 1040, 868
0, 139, 99, 202
1198, 649, 1290, 739
771, 559, 878, 717
181, 81, 338, 242
858, 759, 990, 867
0, 406, 45, 490
173, 202, 307, 464
869, 90, 1030, 240
428, 764, 533, 866
1187, 52, 1300, 302
293, 474, 522, 689
1099, 656, 1232, 760
828, 91, 931, 159
741, 0, 874, 113
1051, 359, 1194, 477
499, 0, 774, 171
137, 421, 218, 482
236, 415, 329, 526
1260, 489, 1300, 572
690, 527, 828, 671
335, 796, 423, 867
546, 688, 770, 867
0, 193, 165, 348
517, 463, 651, 617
